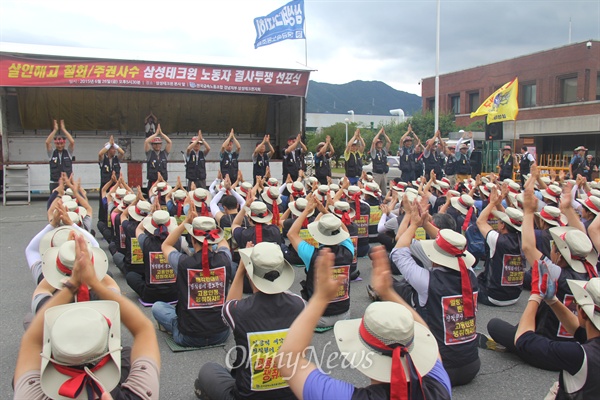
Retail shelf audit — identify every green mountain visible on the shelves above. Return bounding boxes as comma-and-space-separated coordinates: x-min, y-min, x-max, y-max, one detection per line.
306, 80, 422, 116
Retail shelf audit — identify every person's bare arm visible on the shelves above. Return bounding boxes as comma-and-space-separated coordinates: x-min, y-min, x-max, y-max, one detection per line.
477, 189, 500, 238
588, 206, 600, 251
288, 195, 317, 251
60, 120, 75, 153
521, 188, 543, 266
144, 130, 159, 152
229, 129, 241, 153
559, 183, 586, 233
226, 245, 250, 302
45, 119, 59, 152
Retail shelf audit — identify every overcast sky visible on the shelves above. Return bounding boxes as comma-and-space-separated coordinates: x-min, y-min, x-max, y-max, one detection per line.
1, 0, 598, 95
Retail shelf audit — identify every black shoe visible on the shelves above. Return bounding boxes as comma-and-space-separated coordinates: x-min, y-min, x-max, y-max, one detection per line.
194, 378, 210, 400
477, 332, 506, 352
90, 229, 96, 238
366, 285, 381, 302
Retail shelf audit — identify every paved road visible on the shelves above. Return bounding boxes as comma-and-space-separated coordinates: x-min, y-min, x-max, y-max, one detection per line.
0, 196, 558, 399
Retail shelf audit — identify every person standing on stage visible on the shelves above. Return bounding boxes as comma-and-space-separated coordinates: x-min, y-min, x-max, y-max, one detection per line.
144, 124, 172, 192
220, 129, 241, 181
98, 135, 125, 225
186, 130, 211, 189
45, 119, 75, 193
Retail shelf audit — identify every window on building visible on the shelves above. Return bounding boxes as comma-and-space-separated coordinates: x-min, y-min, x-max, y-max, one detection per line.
521, 83, 537, 107
450, 95, 460, 114
560, 76, 577, 103
468, 92, 480, 113
427, 98, 435, 111
596, 74, 600, 101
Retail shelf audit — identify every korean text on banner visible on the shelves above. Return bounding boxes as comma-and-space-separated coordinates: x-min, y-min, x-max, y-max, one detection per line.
254, 0, 305, 49
470, 77, 519, 124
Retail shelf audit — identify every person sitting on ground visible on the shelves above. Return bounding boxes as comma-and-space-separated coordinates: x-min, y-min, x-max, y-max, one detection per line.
514, 274, 600, 399
195, 242, 305, 400
232, 195, 284, 252
288, 195, 353, 328
114, 198, 151, 276
14, 234, 161, 400
391, 202, 480, 386
277, 246, 452, 400
126, 209, 180, 304
486, 186, 597, 368
166, 181, 188, 224
476, 187, 525, 306
153, 208, 232, 347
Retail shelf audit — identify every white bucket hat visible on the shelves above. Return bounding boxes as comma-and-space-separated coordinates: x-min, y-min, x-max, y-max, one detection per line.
150, 181, 172, 197
245, 201, 273, 224
535, 205, 567, 227
185, 216, 225, 244
492, 207, 524, 232
116, 194, 137, 212
313, 185, 331, 202
172, 189, 187, 201
286, 181, 306, 198
450, 194, 475, 216
307, 214, 349, 246
266, 177, 280, 187
345, 185, 362, 197
550, 227, 598, 275
235, 182, 253, 198
261, 186, 282, 205
567, 278, 600, 330
578, 195, 600, 216
128, 200, 152, 222
63, 200, 88, 219
329, 201, 356, 222
42, 240, 108, 289
190, 188, 211, 208
432, 180, 450, 193
420, 229, 476, 270
39, 226, 77, 256
41, 301, 121, 399
479, 182, 497, 198
239, 243, 295, 294
289, 198, 314, 218
329, 183, 340, 193
541, 185, 562, 204
141, 210, 177, 236
505, 179, 521, 195
362, 182, 382, 198
111, 188, 127, 203
334, 302, 438, 384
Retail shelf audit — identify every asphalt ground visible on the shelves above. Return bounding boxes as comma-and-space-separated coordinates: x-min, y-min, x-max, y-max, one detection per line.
0, 195, 558, 400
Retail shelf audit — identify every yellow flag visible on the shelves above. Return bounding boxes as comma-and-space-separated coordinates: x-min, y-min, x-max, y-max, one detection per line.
470, 77, 519, 124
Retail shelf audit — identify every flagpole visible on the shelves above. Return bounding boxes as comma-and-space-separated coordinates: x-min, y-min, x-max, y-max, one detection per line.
434, 0, 440, 133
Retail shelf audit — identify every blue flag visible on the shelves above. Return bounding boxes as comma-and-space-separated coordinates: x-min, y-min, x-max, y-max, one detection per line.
254, 0, 305, 49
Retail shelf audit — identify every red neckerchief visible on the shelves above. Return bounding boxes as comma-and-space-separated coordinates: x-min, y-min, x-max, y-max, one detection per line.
151, 219, 171, 239
193, 228, 221, 277
434, 234, 475, 319
582, 197, 600, 213
457, 198, 474, 232
351, 192, 362, 218
358, 320, 425, 400
334, 208, 352, 225
56, 256, 91, 302
53, 354, 111, 398
266, 191, 280, 226
301, 217, 309, 228
560, 233, 598, 279
255, 223, 263, 243
175, 199, 185, 218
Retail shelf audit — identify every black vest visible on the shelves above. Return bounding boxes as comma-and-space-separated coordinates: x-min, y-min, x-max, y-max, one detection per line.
423, 268, 479, 370
482, 232, 523, 302
556, 336, 600, 400
176, 250, 232, 337
572, 156, 586, 177
306, 244, 353, 316
535, 266, 588, 341
282, 148, 300, 180
350, 201, 371, 251
122, 220, 140, 273
220, 152, 239, 180
413, 152, 424, 178
372, 149, 388, 174
141, 234, 179, 300
424, 151, 443, 177
147, 150, 168, 181
253, 153, 270, 180
49, 149, 73, 182
315, 153, 332, 179
100, 154, 120, 185
520, 152, 532, 175
399, 148, 415, 173
444, 154, 458, 175
237, 224, 283, 249
499, 155, 513, 180
228, 293, 304, 400
345, 152, 362, 178
186, 150, 206, 181
456, 153, 471, 175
